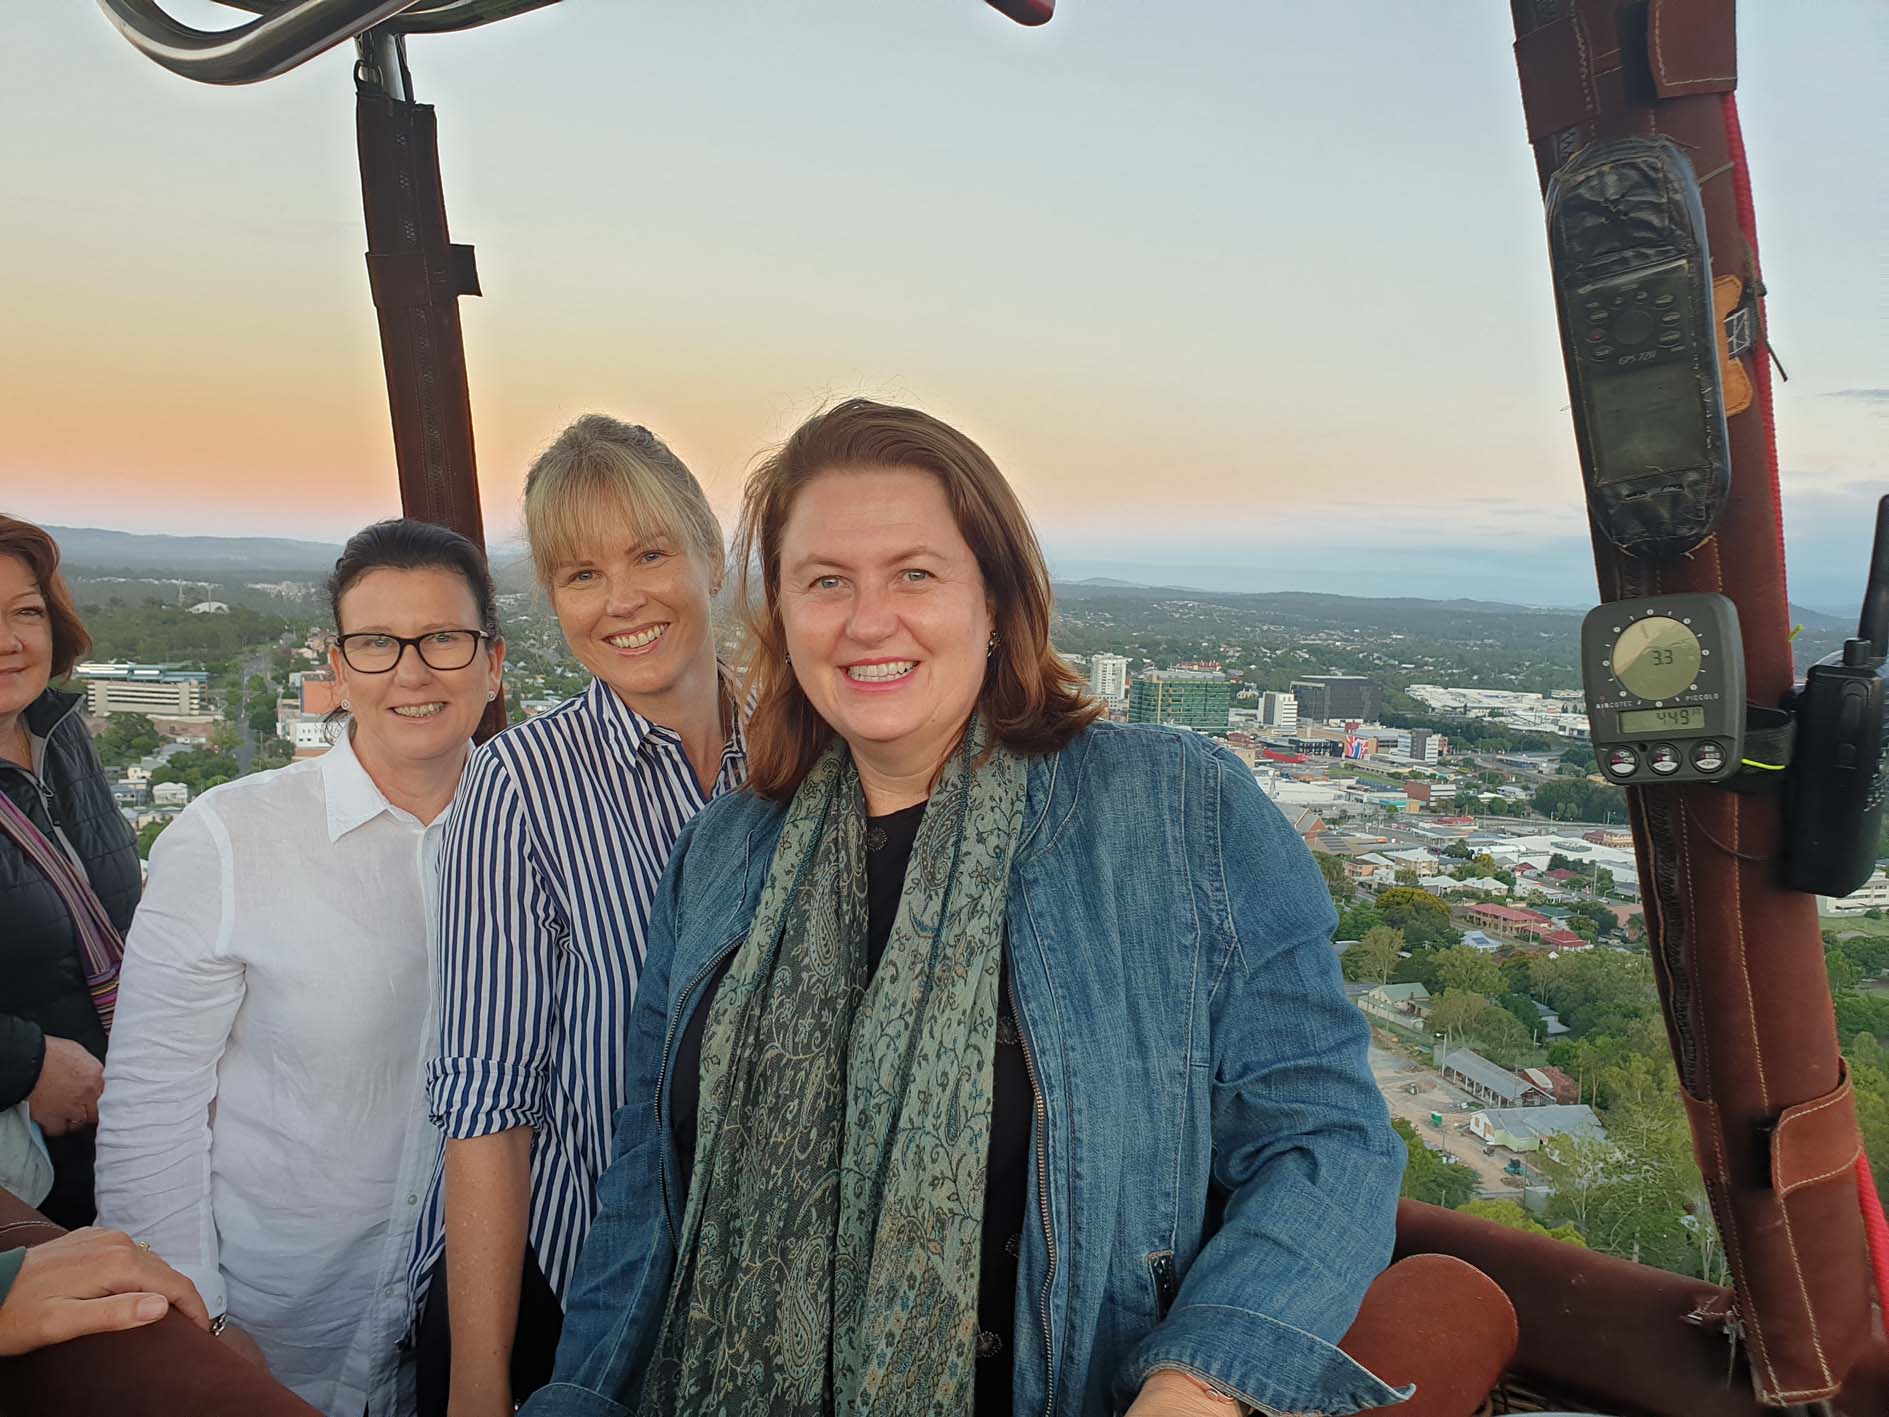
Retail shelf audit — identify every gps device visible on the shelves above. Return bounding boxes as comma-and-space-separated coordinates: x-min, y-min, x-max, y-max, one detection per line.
1583, 594, 1745, 784
1787, 496, 1889, 898
1547, 137, 1732, 560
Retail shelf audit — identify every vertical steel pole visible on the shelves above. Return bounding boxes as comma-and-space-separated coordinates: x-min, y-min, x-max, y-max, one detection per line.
354, 31, 505, 738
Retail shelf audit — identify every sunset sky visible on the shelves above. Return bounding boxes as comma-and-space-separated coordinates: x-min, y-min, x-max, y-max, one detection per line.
3, 1, 1882, 608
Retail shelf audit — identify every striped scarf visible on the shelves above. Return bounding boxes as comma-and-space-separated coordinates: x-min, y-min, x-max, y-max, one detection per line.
0, 788, 125, 1031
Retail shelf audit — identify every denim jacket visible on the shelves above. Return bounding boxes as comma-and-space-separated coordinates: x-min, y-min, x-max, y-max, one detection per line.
523, 722, 1409, 1417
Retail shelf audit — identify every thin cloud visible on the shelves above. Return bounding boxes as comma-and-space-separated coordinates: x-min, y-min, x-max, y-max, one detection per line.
1824, 388, 1889, 403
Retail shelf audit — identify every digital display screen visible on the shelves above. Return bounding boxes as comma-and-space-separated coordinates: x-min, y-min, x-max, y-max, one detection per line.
1611, 616, 1703, 700
1618, 705, 1706, 734
1588, 359, 1702, 489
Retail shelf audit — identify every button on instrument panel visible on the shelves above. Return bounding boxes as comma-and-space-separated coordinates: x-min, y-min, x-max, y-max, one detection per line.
1582, 594, 1746, 786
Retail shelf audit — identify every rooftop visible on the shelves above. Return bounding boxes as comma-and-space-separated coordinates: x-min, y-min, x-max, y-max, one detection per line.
74, 661, 210, 683
1468, 904, 1552, 925
1476, 1104, 1606, 1143
1442, 1048, 1539, 1102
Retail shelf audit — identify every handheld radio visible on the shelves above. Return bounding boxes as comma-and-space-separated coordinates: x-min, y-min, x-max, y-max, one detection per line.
1787, 496, 1889, 898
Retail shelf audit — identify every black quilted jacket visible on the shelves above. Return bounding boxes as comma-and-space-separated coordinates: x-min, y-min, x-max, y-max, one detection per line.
0, 688, 140, 1225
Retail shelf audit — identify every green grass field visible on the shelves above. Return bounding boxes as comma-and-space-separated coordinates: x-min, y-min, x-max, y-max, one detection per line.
1822, 913, 1889, 941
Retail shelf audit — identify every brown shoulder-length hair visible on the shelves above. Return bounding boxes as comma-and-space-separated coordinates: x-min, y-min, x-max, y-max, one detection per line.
0, 516, 92, 680
734, 398, 1100, 799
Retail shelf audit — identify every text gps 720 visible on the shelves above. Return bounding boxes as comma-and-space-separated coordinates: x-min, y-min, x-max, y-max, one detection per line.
1582, 594, 1746, 785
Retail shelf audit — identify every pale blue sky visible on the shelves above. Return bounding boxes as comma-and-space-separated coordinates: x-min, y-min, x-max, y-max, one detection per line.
3, 1, 1882, 607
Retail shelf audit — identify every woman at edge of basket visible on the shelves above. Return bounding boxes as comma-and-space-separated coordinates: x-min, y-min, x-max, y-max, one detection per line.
94, 519, 506, 1416
0, 516, 138, 1231
522, 398, 1410, 1417
415, 415, 747, 1417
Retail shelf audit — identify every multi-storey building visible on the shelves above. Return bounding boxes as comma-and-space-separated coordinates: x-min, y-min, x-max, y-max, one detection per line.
1289, 674, 1378, 724
1129, 670, 1231, 732
1259, 690, 1299, 732
1088, 653, 1129, 703
74, 662, 209, 718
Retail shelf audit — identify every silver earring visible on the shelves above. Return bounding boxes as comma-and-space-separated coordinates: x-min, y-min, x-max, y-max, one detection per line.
341, 698, 351, 711
986, 632, 998, 659
784, 649, 792, 666
486, 690, 497, 702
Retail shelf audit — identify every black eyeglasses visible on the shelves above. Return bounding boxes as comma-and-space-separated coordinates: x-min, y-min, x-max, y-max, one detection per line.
336, 630, 489, 674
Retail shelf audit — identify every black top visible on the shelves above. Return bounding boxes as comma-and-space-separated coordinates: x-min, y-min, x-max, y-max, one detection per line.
0, 689, 142, 1228
670, 801, 1033, 1415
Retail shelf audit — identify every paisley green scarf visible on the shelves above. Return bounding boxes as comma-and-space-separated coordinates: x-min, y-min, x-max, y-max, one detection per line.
639, 716, 1025, 1416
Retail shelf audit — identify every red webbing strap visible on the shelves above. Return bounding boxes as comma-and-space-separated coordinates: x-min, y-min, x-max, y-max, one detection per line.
1862, 1153, 1889, 1322
1720, 92, 1790, 595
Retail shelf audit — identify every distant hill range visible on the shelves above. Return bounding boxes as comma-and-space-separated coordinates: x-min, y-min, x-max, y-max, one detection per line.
43, 525, 1849, 655
1059, 574, 1848, 642
48, 526, 344, 576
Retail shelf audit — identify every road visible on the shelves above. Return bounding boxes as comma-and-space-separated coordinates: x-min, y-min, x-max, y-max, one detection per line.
1368, 1039, 1531, 1196
232, 646, 273, 775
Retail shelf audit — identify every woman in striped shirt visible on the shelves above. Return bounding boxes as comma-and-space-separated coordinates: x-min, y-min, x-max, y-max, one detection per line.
416, 416, 746, 1417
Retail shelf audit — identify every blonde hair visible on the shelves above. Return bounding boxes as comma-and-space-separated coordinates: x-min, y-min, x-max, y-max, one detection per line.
734, 398, 1099, 799
523, 415, 723, 587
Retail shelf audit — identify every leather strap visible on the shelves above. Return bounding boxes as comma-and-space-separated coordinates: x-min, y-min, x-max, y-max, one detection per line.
1514, 17, 1597, 143
1648, 0, 1738, 98
1772, 1062, 1862, 1200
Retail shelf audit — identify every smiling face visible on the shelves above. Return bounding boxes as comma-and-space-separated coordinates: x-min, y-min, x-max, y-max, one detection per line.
329, 566, 503, 773
547, 513, 720, 716
0, 554, 54, 725
777, 466, 993, 792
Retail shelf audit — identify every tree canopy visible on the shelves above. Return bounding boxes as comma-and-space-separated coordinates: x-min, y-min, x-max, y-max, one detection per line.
1375, 888, 1455, 950
90, 713, 161, 769
1393, 1119, 1475, 1209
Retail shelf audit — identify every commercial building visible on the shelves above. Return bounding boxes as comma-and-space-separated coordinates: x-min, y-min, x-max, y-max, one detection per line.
1129, 671, 1232, 732
1259, 690, 1299, 732
1469, 1104, 1605, 1154
74, 663, 209, 718
1404, 780, 1456, 808
1583, 829, 1635, 849
1359, 982, 1431, 1030
1478, 834, 1642, 899
276, 671, 343, 756
1818, 868, 1889, 917
1437, 1048, 1548, 1107
1088, 653, 1129, 704
1289, 675, 1379, 724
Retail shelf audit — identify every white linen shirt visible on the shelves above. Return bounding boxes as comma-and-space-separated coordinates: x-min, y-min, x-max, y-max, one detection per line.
96, 731, 453, 1417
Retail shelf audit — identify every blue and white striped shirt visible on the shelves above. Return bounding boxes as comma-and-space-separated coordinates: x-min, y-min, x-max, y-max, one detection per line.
411, 676, 746, 1316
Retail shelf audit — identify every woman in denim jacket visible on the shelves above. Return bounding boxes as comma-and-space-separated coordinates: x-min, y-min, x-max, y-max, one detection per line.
524, 400, 1408, 1417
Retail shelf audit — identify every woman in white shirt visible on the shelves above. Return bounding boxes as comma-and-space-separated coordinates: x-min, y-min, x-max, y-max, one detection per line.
95, 519, 505, 1417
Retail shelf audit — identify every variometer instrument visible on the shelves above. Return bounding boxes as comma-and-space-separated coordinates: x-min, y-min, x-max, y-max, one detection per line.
1582, 594, 1745, 785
